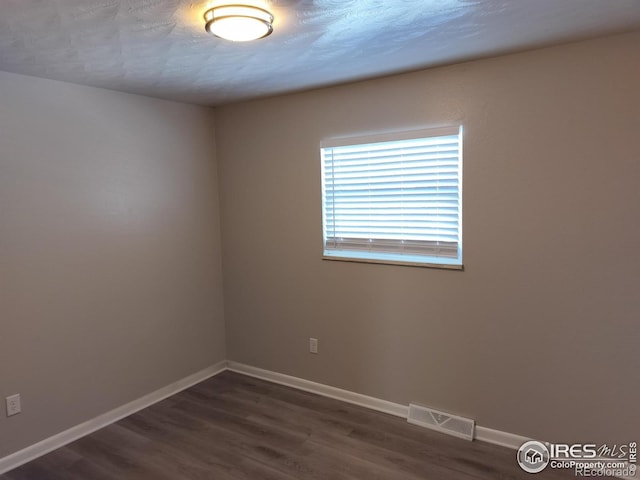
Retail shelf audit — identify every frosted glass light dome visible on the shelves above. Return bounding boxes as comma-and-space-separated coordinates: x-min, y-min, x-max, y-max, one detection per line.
204, 5, 274, 42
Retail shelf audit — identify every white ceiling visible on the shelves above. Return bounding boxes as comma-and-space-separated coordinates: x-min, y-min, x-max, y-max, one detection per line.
0, 0, 639, 106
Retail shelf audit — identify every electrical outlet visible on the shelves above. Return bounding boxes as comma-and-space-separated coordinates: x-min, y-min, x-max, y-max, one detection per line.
6, 394, 21, 417
309, 337, 318, 354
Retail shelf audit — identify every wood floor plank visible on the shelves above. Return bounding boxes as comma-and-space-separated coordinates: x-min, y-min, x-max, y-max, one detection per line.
4, 371, 608, 479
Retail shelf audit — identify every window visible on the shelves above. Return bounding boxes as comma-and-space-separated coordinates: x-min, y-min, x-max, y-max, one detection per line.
321, 126, 463, 269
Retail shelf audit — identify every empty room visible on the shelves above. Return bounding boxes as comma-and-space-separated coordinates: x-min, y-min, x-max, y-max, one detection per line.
1, 1, 639, 479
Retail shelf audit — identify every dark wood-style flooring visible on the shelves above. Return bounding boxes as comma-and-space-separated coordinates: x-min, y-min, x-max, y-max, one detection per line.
3, 371, 588, 479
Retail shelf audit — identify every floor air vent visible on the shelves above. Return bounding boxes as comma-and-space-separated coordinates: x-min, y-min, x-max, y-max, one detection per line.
407, 404, 475, 441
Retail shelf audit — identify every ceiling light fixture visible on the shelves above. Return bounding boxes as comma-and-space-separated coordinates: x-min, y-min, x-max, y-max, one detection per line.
204, 4, 274, 42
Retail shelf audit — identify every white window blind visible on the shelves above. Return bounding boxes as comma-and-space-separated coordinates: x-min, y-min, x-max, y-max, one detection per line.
321, 126, 462, 268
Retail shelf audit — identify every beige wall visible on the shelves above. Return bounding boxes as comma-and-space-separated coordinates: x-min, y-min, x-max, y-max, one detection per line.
1, 30, 638, 459
216, 31, 640, 444
0, 71, 225, 457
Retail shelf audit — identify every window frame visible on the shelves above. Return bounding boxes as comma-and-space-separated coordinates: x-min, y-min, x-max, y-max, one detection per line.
320, 126, 463, 270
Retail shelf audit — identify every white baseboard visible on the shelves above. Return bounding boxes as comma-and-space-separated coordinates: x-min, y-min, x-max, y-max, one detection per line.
474, 425, 531, 449
0, 360, 228, 475
228, 361, 531, 448
3, 359, 630, 480
228, 362, 633, 480
227, 361, 409, 418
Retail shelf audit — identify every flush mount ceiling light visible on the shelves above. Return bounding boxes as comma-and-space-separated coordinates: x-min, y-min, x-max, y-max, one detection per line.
204, 4, 274, 42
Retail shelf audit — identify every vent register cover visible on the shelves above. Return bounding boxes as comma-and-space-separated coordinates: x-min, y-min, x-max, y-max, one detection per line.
408, 404, 475, 441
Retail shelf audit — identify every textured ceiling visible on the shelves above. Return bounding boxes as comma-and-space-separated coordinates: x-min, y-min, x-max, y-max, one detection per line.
0, 0, 639, 106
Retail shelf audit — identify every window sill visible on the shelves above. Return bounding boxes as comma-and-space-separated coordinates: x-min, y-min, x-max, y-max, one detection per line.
322, 252, 464, 270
